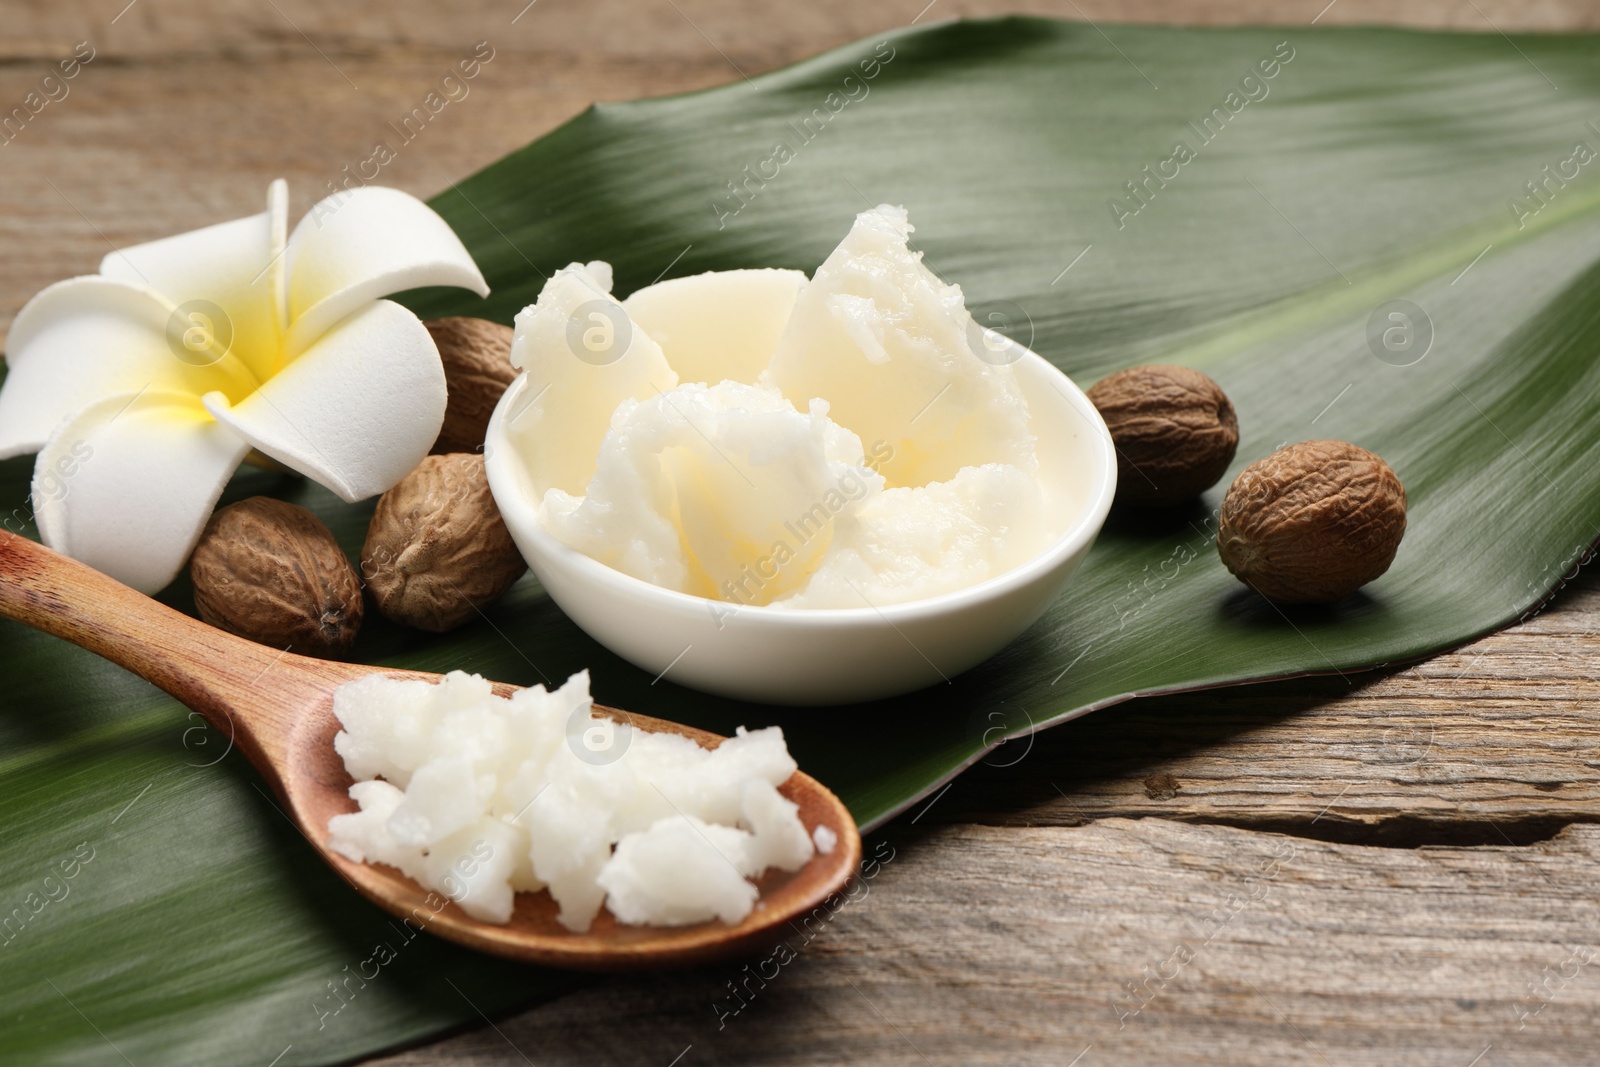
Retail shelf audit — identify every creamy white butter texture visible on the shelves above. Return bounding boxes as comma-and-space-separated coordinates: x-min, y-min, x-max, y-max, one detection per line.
509, 206, 1048, 609
327, 669, 813, 930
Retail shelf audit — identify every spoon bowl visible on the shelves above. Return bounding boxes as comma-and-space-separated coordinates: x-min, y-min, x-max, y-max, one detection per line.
0, 529, 861, 970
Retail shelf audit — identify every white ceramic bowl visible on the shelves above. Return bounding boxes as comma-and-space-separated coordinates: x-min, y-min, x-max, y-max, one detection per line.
484, 351, 1117, 705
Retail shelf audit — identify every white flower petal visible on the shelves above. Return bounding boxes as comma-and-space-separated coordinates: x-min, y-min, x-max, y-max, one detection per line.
98, 184, 286, 378
32, 390, 250, 594
0, 277, 256, 459
202, 299, 445, 503
283, 186, 488, 355
268, 178, 290, 332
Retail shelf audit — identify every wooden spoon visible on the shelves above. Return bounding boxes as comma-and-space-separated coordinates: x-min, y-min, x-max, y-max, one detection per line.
0, 529, 862, 969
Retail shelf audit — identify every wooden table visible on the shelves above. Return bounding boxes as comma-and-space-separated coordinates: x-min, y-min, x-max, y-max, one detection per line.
5, 1, 1599, 1063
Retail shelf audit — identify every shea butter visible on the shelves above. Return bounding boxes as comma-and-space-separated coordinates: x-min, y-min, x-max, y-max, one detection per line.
508, 206, 1050, 609
327, 670, 813, 930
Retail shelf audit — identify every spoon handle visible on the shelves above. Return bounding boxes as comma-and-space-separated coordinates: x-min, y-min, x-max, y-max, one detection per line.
0, 530, 310, 764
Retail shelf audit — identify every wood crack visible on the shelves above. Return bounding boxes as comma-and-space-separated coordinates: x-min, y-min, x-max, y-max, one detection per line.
941, 810, 1592, 849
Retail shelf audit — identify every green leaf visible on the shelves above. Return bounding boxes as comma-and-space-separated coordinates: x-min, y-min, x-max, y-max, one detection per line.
5, 18, 1600, 1065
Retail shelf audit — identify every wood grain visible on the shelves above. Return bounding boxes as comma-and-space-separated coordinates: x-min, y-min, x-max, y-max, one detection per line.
2, 0, 1596, 341
368, 819, 1600, 1067
3, 0, 1599, 1063
933, 570, 1600, 845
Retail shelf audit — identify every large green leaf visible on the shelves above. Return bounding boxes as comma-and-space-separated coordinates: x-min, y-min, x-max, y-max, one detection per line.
5, 17, 1600, 1065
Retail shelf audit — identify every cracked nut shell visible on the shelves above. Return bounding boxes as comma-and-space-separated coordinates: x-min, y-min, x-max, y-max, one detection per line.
190, 497, 364, 658
426, 316, 517, 454
1087, 364, 1240, 507
1217, 439, 1407, 604
362, 453, 527, 632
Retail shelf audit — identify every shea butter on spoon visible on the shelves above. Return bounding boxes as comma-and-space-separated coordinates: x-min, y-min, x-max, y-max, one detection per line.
503, 205, 1050, 610
327, 668, 816, 930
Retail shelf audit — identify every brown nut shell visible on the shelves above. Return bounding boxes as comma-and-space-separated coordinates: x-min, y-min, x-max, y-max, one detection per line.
1087, 364, 1239, 507
426, 317, 517, 454
1217, 439, 1407, 604
190, 497, 364, 658
362, 453, 528, 632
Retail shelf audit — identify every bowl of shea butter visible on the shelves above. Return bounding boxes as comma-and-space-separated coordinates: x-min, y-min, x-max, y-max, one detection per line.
485, 206, 1116, 705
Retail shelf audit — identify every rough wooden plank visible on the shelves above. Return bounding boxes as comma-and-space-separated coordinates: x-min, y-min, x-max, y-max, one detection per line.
366, 819, 1600, 1067
6, 2, 1600, 1065
3, 0, 1596, 63
930, 569, 1600, 844
3, 0, 1596, 337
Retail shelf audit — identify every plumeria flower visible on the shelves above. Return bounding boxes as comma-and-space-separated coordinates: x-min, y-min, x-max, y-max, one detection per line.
0, 179, 488, 593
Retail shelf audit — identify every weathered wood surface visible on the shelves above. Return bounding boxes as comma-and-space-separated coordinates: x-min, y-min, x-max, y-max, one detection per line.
372, 820, 1600, 1067
4, 0, 1600, 1064
3, 0, 1597, 339
935, 571, 1600, 845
